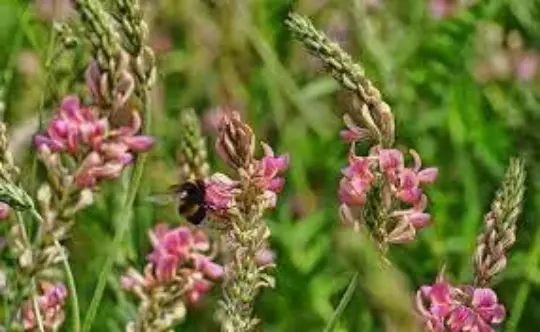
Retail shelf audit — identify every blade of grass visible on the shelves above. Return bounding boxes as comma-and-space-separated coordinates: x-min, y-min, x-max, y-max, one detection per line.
323, 272, 358, 332
507, 178, 540, 332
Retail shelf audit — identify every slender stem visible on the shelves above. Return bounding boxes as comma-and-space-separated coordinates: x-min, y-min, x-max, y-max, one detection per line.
55, 239, 81, 332
82, 96, 151, 332
323, 272, 359, 332
31, 278, 46, 332
15, 212, 45, 332
29, 208, 81, 332
506, 225, 540, 332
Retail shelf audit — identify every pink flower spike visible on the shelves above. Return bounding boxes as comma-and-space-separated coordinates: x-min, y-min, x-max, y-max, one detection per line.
417, 167, 438, 184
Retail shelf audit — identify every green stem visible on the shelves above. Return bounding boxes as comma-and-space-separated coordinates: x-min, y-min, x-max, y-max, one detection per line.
31, 278, 45, 332
30, 209, 81, 332
55, 239, 81, 332
323, 273, 359, 332
82, 96, 152, 332
506, 225, 540, 332
15, 211, 45, 332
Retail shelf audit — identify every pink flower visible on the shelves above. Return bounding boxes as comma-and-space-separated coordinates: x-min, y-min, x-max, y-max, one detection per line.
0, 202, 9, 220
338, 149, 375, 207
253, 143, 289, 196
379, 149, 404, 173
204, 173, 237, 212
35, 95, 155, 189
129, 224, 223, 303
255, 248, 275, 267
339, 147, 437, 242
430, 0, 455, 19
22, 282, 68, 331
416, 276, 506, 332
338, 177, 370, 206
514, 52, 538, 81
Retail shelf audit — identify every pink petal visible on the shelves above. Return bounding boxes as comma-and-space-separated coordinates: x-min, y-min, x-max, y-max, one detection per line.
472, 288, 498, 308
417, 167, 438, 184
406, 212, 431, 229
396, 187, 423, 205
123, 135, 155, 152
379, 149, 404, 172
267, 177, 285, 193
447, 306, 476, 330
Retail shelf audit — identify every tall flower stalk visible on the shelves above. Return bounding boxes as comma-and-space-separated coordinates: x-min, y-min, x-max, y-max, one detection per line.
286, 12, 437, 329
74, 0, 156, 329
121, 224, 223, 331
416, 159, 525, 331
473, 158, 526, 287
207, 111, 288, 331
177, 109, 210, 182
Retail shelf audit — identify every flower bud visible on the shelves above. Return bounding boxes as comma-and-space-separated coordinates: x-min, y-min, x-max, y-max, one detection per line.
216, 111, 255, 169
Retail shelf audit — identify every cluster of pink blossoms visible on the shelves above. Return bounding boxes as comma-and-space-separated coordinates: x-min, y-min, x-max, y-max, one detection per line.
121, 224, 223, 304
338, 146, 437, 242
21, 282, 67, 331
206, 142, 288, 213
416, 276, 505, 331
251, 142, 289, 208
34, 96, 154, 188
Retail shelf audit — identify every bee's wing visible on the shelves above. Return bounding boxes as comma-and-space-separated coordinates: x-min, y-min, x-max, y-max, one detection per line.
146, 185, 185, 206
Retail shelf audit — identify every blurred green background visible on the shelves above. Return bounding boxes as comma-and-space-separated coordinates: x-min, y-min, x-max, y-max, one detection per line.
1, 0, 540, 331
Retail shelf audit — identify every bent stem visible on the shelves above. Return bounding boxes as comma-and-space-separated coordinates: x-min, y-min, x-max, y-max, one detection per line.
55, 239, 81, 332
323, 272, 359, 332
15, 211, 45, 332
82, 98, 152, 332
30, 209, 81, 332
31, 278, 46, 332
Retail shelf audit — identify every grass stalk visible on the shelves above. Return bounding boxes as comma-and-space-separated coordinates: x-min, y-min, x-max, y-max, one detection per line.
323, 272, 359, 332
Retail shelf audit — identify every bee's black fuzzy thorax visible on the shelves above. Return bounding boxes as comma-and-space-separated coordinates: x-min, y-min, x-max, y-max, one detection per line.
176, 180, 207, 225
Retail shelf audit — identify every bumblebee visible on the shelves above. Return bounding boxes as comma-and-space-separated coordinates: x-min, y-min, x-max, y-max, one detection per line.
150, 180, 207, 225
174, 180, 207, 225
